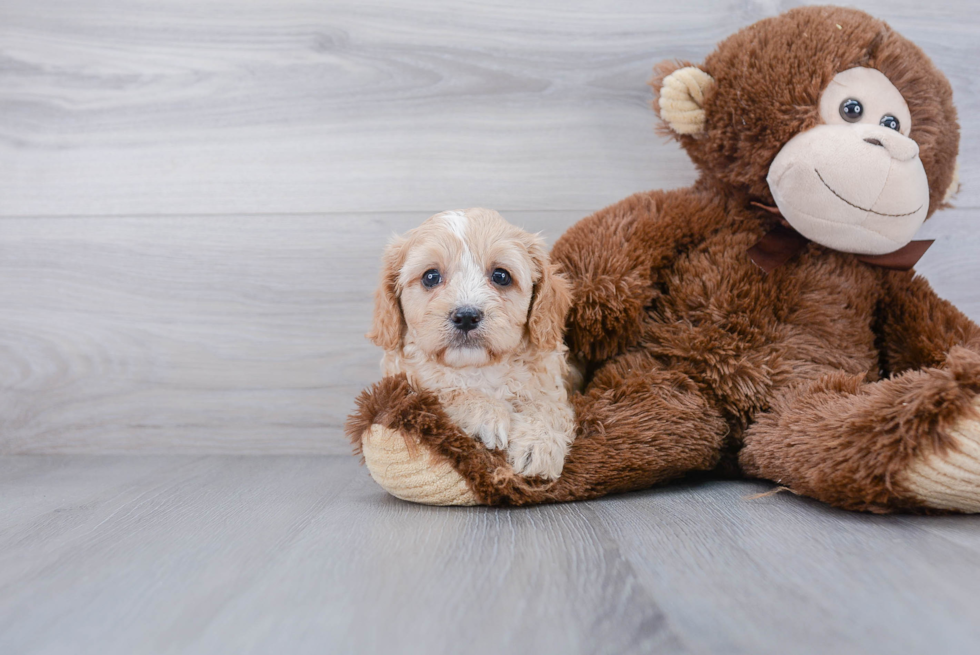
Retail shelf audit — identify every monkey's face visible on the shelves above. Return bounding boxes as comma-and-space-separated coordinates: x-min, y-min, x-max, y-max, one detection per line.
767, 68, 928, 255
652, 6, 961, 258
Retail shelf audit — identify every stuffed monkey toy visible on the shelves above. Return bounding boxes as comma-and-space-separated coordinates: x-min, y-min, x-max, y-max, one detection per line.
347, 5, 980, 513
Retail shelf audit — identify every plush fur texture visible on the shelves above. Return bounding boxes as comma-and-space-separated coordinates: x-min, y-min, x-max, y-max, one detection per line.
368, 209, 576, 479
347, 6, 980, 512
347, 372, 726, 505
652, 6, 959, 217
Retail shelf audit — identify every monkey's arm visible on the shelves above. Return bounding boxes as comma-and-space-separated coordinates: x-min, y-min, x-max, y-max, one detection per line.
875, 270, 980, 375
551, 188, 716, 366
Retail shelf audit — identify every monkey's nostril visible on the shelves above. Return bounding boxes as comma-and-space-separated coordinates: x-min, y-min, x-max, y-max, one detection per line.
864, 138, 884, 147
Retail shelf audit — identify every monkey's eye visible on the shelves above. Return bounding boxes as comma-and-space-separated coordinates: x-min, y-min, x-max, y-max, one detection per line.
421, 269, 442, 288
490, 268, 512, 287
879, 115, 900, 131
839, 98, 864, 122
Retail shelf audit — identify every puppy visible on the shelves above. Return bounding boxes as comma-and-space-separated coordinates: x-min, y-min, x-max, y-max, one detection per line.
368, 208, 577, 479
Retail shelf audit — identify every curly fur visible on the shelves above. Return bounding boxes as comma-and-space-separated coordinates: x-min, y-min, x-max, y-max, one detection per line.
369, 209, 577, 480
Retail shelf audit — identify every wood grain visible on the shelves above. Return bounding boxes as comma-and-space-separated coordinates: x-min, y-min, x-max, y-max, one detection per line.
2, 455, 980, 655
0, 211, 581, 453
4, 3, 980, 653
0, 456, 361, 654
596, 479, 980, 654
1, 0, 979, 217
1, 1, 979, 455
1, 209, 975, 454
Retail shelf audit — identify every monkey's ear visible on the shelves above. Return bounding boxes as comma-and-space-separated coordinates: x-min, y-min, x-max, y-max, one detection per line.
651, 62, 715, 136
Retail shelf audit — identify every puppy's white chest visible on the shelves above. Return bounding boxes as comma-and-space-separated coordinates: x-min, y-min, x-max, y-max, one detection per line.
447, 364, 523, 399
419, 359, 527, 402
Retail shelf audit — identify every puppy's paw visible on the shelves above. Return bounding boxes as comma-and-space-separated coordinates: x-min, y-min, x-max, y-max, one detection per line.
444, 404, 511, 451
508, 440, 567, 480
475, 420, 509, 451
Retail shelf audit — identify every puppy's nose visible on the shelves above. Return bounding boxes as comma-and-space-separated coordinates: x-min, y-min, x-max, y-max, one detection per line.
451, 306, 483, 333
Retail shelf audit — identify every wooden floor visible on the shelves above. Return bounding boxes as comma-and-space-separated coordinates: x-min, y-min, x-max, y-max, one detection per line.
3, 1, 980, 653
2, 454, 980, 655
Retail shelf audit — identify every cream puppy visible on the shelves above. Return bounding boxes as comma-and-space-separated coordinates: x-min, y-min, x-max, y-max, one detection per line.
368, 208, 577, 479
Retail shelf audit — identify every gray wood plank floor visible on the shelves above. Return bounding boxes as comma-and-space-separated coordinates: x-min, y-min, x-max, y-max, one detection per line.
2, 455, 980, 655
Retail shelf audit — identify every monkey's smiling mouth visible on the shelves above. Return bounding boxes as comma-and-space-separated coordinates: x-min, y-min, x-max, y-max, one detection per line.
815, 169, 922, 218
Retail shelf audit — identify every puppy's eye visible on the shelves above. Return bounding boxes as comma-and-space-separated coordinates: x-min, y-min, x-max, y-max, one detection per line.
879, 115, 900, 131
421, 269, 442, 288
840, 98, 863, 123
490, 268, 512, 287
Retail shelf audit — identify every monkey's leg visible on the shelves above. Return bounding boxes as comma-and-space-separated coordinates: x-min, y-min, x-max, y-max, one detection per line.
348, 345, 730, 505
549, 349, 730, 500
739, 349, 980, 513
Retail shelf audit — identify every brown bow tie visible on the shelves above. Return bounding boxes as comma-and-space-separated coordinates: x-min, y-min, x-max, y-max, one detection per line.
746, 203, 934, 274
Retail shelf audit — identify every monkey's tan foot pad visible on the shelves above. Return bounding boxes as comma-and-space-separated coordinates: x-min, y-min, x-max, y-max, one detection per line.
346, 374, 568, 507
904, 397, 980, 513
360, 425, 478, 506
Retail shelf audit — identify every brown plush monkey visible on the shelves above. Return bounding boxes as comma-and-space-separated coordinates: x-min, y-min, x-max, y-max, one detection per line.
347, 5, 980, 513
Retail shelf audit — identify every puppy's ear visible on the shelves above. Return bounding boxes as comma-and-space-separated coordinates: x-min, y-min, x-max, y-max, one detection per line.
526, 236, 573, 349
367, 236, 407, 351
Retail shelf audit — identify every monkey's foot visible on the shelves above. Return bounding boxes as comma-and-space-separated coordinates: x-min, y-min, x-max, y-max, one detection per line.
360, 425, 477, 506
904, 397, 980, 512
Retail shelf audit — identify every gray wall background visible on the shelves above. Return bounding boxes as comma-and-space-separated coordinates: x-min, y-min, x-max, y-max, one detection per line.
2, 0, 977, 454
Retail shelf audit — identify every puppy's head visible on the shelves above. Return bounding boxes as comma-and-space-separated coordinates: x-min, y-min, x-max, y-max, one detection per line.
368, 208, 571, 367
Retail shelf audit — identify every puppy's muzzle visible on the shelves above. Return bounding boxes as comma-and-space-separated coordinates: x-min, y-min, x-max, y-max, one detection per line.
450, 306, 483, 333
